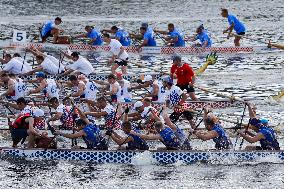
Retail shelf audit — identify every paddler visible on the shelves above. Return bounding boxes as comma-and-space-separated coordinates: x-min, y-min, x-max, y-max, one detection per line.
41, 17, 69, 44
137, 26, 157, 52
0, 73, 27, 101
106, 108, 149, 150
102, 33, 129, 74
73, 25, 103, 46
0, 53, 32, 75
221, 8, 246, 46
132, 106, 191, 150
190, 24, 212, 48
193, 107, 232, 150
10, 109, 46, 148
237, 102, 280, 150
101, 26, 131, 46
55, 104, 108, 150
154, 23, 185, 47
26, 72, 59, 99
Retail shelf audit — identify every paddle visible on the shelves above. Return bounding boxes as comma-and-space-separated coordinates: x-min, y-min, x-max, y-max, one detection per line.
229, 33, 284, 50
193, 85, 246, 103
271, 89, 284, 101
233, 104, 247, 150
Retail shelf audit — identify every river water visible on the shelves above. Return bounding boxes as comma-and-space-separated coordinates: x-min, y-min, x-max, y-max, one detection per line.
0, 0, 284, 188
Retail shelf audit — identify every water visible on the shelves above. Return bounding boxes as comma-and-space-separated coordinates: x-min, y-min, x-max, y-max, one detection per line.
0, 0, 284, 188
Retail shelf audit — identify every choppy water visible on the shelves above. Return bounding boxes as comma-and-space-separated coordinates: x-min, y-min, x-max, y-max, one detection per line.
0, 0, 284, 188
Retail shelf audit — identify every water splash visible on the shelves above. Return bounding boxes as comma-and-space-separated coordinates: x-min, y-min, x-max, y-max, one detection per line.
130, 151, 157, 165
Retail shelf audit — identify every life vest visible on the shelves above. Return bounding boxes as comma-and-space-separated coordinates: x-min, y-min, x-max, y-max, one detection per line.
259, 126, 280, 150
127, 133, 149, 150
212, 124, 232, 150
159, 127, 180, 150
60, 106, 76, 129
12, 114, 31, 129
82, 124, 107, 150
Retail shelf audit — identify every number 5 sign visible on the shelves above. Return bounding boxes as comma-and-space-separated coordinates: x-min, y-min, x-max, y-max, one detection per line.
13, 30, 27, 42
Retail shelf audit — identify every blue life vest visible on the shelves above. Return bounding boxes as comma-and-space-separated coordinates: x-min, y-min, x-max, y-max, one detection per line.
115, 29, 131, 46
82, 124, 107, 150
159, 127, 180, 149
143, 31, 156, 46
127, 133, 149, 150
259, 126, 280, 150
195, 31, 212, 47
41, 21, 54, 37
168, 29, 185, 47
174, 127, 191, 149
212, 124, 232, 149
87, 29, 103, 45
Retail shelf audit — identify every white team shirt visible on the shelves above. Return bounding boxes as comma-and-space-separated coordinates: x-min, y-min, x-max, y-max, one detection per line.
156, 81, 167, 103
84, 81, 98, 100
14, 78, 28, 100
3, 57, 32, 74
110, 81, 122, 102
41, 57, 61, 74
66, 56, 94, 76
167, 85, 183, 106
119, 79, 132, 101
46, 55, 65, 73
46, 79, 59, 98
109, 39, 128, 60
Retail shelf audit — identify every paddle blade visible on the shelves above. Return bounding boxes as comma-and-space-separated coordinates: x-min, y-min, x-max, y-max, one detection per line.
271, 43, 284, 50
272, 89, 284, 101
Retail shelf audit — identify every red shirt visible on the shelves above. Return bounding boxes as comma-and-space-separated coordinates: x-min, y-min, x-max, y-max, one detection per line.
170, 63, 195, 85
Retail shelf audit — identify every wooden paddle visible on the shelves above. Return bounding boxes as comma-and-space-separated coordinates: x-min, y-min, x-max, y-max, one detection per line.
193, 85, 246, 103
129, 52, 217, 76
229, 33, 284, 50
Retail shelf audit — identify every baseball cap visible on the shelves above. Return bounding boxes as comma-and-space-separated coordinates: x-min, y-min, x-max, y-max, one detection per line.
162, 76, 173, 85
33, 109, 45, 118
133, 101, 143, 109
197, 24, 204, 30
36, 72, 45, 78
260, 119, 269, 125
143, 75, 153, 82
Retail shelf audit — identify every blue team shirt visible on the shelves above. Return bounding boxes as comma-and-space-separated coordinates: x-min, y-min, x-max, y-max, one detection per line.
87, 29, 103, 45
143, 31, 156, 46
168, 29, 185, 47
115, 29, 131, 46
195, 31, 212, 47
227, 14, 246, 34
41, 21, 54, 37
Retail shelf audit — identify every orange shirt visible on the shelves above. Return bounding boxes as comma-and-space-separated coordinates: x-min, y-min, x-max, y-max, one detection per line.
170, 63, 195, 85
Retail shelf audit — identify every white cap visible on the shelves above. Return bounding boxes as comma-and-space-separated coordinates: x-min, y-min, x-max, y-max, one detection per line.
143, 75, 153, 82
33, 109, 45, 117
133, 101, 143, 109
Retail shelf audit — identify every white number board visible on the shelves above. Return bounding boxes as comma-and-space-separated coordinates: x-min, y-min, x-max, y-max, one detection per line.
12, 30, 27, 42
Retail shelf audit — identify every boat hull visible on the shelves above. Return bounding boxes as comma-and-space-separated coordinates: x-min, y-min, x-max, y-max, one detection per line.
8, 42, 283, 55
1, 148, 284, 164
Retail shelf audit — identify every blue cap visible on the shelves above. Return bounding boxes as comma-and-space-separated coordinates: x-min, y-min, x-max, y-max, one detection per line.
36, 72, 45, 78
260, 119, 269, 125
162, 76, 173, 85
